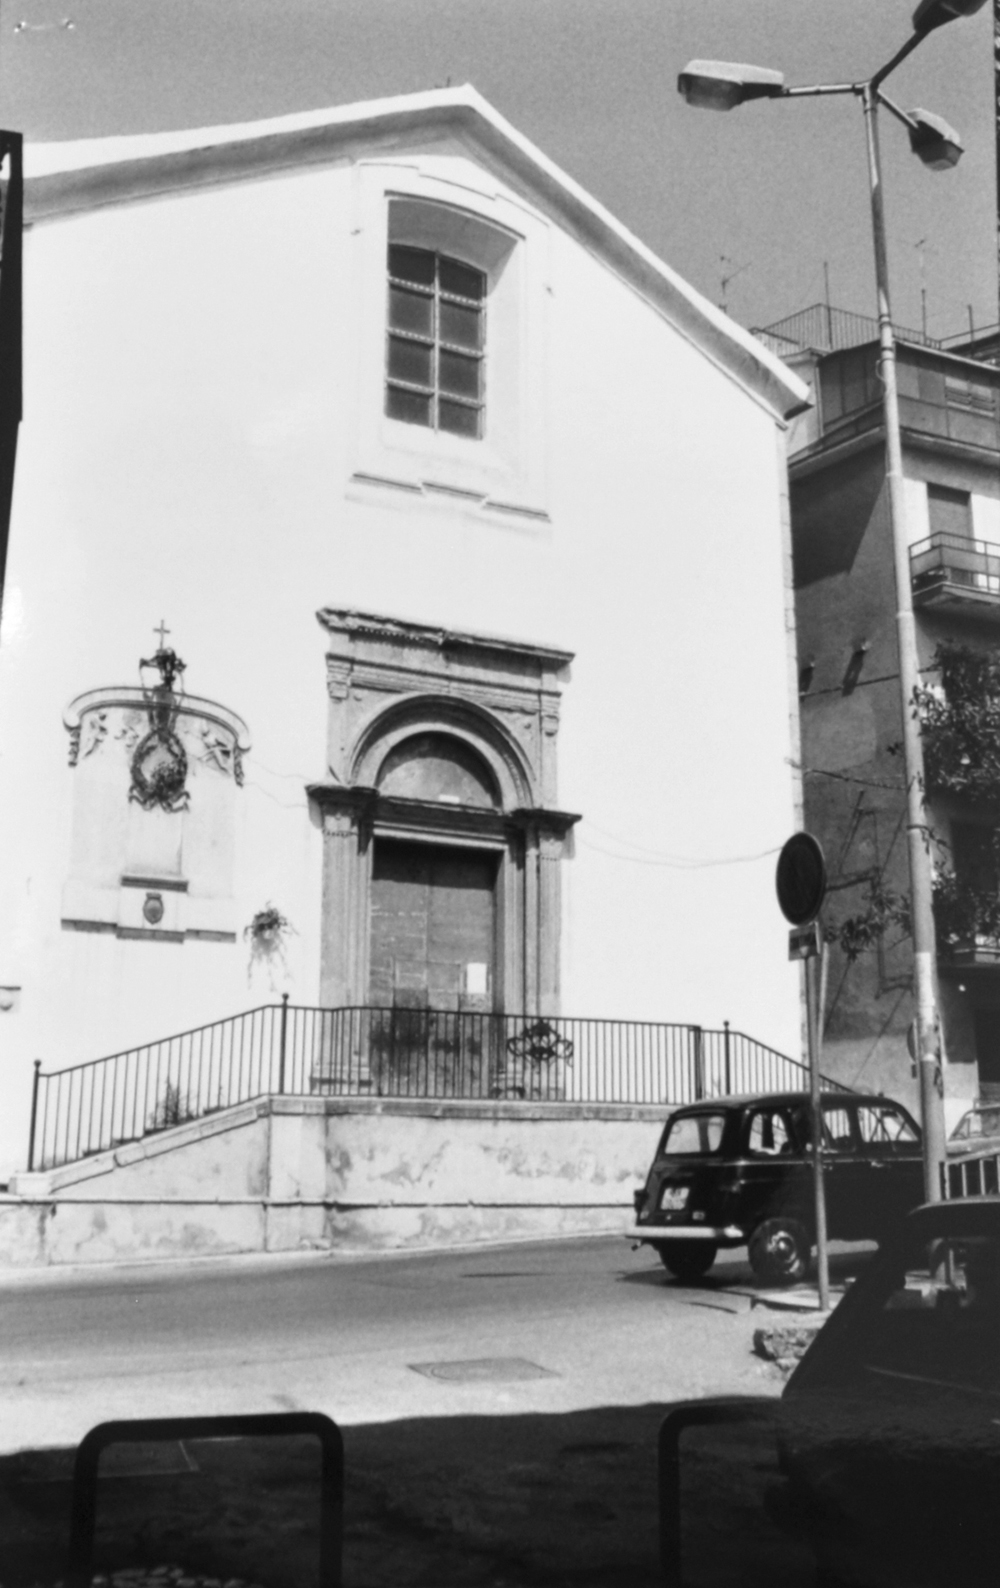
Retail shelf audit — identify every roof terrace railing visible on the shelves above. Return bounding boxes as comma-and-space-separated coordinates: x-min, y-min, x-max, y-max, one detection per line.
754, 303, 1000, 365
754, 303, 941, 356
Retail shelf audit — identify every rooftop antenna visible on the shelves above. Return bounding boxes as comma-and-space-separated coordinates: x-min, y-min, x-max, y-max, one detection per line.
823, 260, 833, 348
718, 254, 750, 315
914, 238, 928, 340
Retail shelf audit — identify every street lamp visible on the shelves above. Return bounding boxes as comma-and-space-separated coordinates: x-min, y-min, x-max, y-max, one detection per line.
680, 0, 988, 1206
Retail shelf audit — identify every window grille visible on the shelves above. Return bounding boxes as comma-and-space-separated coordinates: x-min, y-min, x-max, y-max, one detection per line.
385, 244, 485, 438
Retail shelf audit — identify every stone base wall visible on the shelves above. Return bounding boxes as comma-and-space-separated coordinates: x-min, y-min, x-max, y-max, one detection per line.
0, 1096, 667, 1269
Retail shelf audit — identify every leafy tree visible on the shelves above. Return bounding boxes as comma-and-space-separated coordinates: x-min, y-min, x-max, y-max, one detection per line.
827, 642, 1000, 961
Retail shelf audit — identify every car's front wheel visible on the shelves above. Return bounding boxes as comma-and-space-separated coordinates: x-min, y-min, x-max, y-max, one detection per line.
657, 1241, 718, 1281
748, 1217, 811, 1285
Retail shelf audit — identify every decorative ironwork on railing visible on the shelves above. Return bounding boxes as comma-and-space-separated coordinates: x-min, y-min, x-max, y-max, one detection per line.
26, 1002, 849, 1173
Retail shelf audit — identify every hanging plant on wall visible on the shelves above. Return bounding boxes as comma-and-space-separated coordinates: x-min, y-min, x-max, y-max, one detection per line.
244, 903, 296, 987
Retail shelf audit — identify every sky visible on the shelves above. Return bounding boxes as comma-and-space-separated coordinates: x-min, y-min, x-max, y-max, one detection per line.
0, 0, 996, 342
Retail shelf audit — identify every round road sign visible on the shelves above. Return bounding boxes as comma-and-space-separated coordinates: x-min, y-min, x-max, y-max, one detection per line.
776, 833, 827, 926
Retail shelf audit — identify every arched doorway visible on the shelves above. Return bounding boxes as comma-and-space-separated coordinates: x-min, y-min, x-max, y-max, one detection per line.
310, 609, 579, 1023
370, 735, 501, 1013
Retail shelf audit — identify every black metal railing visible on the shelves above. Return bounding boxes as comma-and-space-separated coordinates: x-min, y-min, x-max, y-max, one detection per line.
26, 1003, 843, 1173
911, 532, 1000, 607
942, 1148, 1000, 1200
753, 303, 940, 356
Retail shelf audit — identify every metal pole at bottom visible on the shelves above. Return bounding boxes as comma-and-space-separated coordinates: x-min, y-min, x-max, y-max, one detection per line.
860, 83, 947, 1202
278, 991, 289, 1094
27, 1058, 41, 1172
806, 954, 830, 1311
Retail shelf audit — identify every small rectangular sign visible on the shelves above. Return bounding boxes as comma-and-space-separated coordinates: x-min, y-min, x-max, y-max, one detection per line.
788, 922, 822, 961
465, 961, 488, 995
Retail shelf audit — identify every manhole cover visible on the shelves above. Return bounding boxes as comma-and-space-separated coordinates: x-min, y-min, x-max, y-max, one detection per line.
408, 1356, 559, 1383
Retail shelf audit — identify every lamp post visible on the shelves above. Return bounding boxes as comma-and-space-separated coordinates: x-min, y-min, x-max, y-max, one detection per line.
680, 0, 988, 1204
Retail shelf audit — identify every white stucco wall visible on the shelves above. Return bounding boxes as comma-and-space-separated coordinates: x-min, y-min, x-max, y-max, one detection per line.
0, 115, 803, 1178
1, 1096, 666, 1267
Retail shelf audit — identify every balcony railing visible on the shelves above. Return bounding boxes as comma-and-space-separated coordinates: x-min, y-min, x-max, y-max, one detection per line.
26, 1002, 847, 1173
911, 533, 1000, 622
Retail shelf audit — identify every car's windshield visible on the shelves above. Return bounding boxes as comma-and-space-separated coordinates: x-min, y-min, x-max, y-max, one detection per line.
660, 1112, 726, 1156
856, 1103, 919, 1145
951, 1108, 1000, 1142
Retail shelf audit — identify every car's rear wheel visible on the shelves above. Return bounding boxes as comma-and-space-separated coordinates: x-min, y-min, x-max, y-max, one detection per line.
657, 1241, 718, 1281
748, 1217, 811, 1285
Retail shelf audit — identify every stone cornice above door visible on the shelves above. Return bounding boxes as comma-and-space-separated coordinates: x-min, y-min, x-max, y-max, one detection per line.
316, 607, 572, 812
317, 607, 573, 674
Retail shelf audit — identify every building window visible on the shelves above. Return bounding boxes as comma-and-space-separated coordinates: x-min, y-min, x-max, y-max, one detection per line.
928, 483, 973, 541
385, 244, 485, 439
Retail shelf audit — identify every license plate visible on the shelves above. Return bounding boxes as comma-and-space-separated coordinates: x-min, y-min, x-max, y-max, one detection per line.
659, 1185, 689, 1212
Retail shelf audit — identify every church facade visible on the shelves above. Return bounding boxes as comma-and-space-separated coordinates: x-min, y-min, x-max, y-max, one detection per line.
0, 88, 808, 1182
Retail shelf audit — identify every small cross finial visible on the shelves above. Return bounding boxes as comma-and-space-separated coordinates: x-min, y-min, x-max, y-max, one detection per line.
154, 620, 170, 651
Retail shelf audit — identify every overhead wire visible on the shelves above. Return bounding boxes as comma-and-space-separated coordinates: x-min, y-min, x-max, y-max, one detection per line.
577, 825, 783, 869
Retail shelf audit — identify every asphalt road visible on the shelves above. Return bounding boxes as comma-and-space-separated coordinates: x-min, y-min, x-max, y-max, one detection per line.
0, 1236, 784, 1455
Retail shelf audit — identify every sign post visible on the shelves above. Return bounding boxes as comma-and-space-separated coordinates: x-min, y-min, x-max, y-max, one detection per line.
777, 833, 830, 1311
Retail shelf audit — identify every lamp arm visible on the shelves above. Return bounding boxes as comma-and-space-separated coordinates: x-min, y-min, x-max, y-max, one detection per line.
870, 29, 926, 91
875, 89, 921, 134
782, 82, 857, 99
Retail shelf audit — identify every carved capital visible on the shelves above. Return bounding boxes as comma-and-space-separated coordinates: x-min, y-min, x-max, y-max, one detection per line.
509, 807, 581, 842
308, 783, 379, 835
326, 656, 351, 701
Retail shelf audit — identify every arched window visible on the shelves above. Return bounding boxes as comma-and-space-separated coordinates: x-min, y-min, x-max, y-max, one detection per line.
385, 245, 485, 438
376, 732, 499, 809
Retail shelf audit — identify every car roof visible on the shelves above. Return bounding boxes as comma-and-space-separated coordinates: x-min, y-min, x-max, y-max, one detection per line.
669, 1091, 880, 1114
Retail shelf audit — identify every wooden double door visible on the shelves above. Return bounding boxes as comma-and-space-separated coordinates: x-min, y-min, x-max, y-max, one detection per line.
369, 838, 498, 1013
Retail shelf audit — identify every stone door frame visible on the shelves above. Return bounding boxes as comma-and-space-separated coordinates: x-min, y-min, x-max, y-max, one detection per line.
308, 609, 578, 1018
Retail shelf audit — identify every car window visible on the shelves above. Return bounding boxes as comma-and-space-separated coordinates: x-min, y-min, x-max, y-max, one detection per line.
856, 1104, 919, 1146
745, 1107, 797, 1157
661, 1112, 726, 1155
791, 1103, 852, 1153
863, 1235, 1000, 1396
820, 1104, 856, 1153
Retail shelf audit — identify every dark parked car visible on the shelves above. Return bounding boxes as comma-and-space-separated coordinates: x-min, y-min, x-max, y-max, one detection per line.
660, 1196, 1000, 1587
630, 1090, 924, 1284
780, 1196, 1000, 1586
